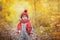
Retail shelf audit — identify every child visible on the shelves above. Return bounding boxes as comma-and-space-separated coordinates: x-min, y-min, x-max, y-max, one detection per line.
17, 10, 33, 40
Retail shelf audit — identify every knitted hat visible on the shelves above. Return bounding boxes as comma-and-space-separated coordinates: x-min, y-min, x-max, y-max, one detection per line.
21, 10, 28, 18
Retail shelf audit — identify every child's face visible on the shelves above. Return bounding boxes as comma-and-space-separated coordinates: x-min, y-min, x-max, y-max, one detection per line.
22, 15, 28, 20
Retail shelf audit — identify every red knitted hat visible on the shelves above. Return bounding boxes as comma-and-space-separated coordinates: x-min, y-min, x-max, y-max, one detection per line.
21, 10, 28, 18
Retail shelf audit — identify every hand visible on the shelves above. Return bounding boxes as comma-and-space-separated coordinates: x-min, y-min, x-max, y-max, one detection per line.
30, 33, 33, 37
19, 30, 21, 33
15, 32, 19, 36
30, 33, 35, 40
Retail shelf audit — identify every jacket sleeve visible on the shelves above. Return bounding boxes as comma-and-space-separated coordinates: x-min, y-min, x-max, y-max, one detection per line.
17, 21, 22, 32
26, 21, 33, 34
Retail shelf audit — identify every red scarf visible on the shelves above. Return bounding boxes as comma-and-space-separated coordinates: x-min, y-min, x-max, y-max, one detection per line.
20, 19, 30, 23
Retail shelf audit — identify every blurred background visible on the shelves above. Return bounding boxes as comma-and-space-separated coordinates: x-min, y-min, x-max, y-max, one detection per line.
0, 0, 60, 40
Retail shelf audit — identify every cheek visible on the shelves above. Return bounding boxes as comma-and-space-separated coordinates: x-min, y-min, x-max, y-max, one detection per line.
25, 17, 28, 19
